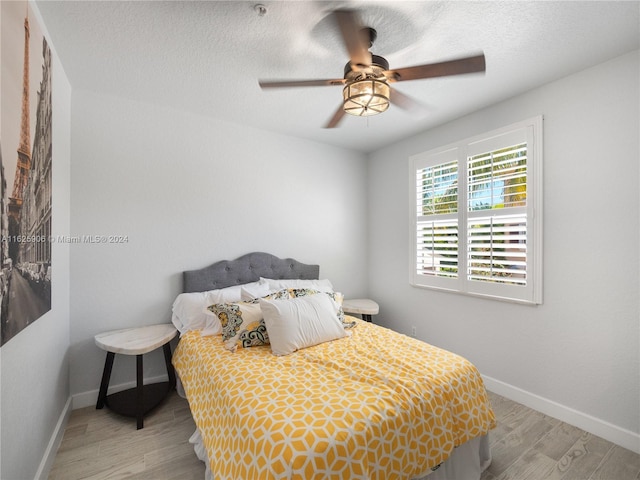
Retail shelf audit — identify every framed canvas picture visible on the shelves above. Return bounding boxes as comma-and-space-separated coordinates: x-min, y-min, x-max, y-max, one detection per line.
1, 1, 53, 345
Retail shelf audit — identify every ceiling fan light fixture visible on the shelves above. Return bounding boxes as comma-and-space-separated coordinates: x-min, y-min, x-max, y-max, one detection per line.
342, 78, 390, 117
258, 10, 486, 128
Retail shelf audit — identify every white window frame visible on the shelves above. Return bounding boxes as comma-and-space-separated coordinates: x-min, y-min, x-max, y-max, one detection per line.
409, 116, 543, 305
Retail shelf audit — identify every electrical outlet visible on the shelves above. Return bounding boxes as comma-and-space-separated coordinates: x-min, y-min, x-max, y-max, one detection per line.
411, 326, 417, 337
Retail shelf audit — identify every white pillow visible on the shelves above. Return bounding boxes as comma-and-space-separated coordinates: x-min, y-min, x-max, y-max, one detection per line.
260, 294, 348, 356
240, 282, 273, 301
259, 277, 335, 293
171, 281, 262, 334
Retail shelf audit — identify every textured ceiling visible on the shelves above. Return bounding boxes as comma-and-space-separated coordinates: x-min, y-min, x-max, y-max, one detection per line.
36, 1, 639, 153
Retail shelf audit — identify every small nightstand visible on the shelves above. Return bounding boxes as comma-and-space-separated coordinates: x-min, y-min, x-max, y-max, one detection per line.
95, 323, 177, 429
342, 298, 379, 322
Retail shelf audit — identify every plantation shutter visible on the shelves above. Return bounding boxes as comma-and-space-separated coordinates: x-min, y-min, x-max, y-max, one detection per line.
467, 141, 528, 287
467, 214, 527, 285
464, 125, 540, 302
413, 149, 461, 290
410, 116, 542, 304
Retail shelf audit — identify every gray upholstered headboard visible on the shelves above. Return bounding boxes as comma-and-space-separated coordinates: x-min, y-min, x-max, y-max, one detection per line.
183, 252, 320, 293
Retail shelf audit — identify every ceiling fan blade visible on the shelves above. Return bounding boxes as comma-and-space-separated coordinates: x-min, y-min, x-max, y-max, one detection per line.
259, 78, 346, 89
387, 53, 486, 82
390, 87, 429, 116
324, 104, 346, 128
333, 9, 371, 68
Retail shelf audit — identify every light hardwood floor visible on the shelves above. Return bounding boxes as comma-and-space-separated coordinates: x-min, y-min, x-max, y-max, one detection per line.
48, 390, 639, 480
48, 391, 205, 480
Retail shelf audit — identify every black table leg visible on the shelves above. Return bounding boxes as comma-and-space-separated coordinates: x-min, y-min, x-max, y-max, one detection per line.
163, 342, 176, 389
136, 354, 143, 429
96, 351, 115, 409
362, 314, 372, 322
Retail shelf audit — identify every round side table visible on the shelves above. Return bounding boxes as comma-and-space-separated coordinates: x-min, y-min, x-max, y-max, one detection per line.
342, 298, 379, 322
95, 323, 177, 429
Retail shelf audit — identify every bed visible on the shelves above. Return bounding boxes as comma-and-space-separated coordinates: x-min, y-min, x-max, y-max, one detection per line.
171, 252, 495, 480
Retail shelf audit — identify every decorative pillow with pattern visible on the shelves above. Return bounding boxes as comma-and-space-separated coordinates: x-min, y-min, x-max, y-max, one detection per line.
244, 288, 291, 304
208, 290, 291, 352
207, 302, 266, 352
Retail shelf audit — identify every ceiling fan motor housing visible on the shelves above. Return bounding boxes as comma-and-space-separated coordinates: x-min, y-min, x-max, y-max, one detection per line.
343, 54, 390, 78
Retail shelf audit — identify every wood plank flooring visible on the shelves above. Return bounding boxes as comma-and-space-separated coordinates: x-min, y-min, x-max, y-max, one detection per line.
48, 390, 639, 480
480, 392, 639, 480
48, 391, 204, 480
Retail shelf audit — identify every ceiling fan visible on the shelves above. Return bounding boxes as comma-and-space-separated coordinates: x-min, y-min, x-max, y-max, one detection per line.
258, 9, 486, 128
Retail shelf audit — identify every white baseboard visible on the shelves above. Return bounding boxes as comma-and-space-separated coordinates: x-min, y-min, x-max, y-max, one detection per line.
72, 373, 170, 410
482, 375, 640, 454
34, 396, 72, 480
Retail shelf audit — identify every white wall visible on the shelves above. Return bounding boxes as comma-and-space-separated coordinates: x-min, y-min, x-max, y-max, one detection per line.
0, 3, 72, 479
69, 90, 369, 401
368, 51, 639, 452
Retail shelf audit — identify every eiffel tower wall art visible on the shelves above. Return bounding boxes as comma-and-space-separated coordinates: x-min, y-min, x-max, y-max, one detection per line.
0, 1, 53, 346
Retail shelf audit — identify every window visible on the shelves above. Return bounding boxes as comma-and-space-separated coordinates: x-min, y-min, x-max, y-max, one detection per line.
410, 116, 543, 304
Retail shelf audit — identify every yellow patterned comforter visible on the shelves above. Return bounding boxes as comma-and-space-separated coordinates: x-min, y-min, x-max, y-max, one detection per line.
173, 318, 495, 480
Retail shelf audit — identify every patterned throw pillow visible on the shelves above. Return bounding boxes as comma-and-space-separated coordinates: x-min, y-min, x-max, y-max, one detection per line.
208, 290, 291, 352
207, 302, 266, 352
